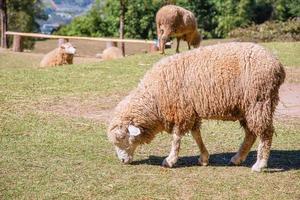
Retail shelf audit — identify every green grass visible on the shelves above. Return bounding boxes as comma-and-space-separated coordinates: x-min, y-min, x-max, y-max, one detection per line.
1, 113, 299, 199
262, 42, 300, 67
0, 41, 299, 199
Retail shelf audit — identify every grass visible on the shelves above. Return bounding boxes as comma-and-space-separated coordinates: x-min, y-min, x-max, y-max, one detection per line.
261, 42, 300, 67
0, 40, 300, 199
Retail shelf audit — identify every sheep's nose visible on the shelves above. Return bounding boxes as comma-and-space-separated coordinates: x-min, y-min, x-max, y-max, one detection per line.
121, 158, 125, 163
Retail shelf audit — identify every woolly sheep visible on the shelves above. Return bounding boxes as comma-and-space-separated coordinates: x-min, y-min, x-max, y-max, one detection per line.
107, 42, 285, 172
156, 5, 201, 54
98, 47, 123, 60
40, 42, 76, 67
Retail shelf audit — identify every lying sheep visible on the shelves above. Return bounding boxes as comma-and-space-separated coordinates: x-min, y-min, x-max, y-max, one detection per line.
40, 42, 76, 67
107, 42, 285, 172
98, 47, 123, 60
156, 5, 201, 54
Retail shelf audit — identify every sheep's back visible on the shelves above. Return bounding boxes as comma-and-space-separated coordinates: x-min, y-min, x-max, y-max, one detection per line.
140, 42, 284, 122
156, 5, 197, 36
40, 48, 59, 67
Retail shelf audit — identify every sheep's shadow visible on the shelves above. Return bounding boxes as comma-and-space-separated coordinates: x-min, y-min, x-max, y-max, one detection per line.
131, 150, 300, 172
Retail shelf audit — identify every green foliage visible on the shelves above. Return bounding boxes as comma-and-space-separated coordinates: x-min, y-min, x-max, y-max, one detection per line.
7, 0, 46, 49
58, 0, 300, 39
57, 0, 163, 39
229, 19, 300, 42
57, 0, 119, 37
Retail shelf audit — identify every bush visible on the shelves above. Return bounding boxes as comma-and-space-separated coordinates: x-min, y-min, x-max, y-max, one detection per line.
228, 18, 300, 42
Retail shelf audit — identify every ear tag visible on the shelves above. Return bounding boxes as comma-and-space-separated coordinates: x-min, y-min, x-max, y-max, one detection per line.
128, 125, 141, 137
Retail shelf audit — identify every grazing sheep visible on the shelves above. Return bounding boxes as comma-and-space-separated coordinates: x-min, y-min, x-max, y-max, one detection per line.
107, 42, 285, 172
99, 47, 123, 60
40, 42, 76, 67
156, 5, 201, 54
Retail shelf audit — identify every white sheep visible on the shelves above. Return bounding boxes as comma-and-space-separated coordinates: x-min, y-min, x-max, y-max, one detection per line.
156, 5, 201, 54
107, 42, 285, 172
98, 47, 123, 60
40, 42, 76, 68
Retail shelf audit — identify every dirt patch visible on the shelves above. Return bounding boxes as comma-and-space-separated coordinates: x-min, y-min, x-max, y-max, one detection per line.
35, 94, 123, 124
275, 83, 300, 120
36, 68, 300, 123
285, 67, 300, 83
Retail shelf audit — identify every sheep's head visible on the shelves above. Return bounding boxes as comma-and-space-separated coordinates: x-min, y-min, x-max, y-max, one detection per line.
108, 122, 143, 164
191, 31, 201, 48
60, 42, 76, 55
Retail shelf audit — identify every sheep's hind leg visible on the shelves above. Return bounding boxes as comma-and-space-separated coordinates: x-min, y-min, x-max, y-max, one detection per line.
230, 119, 257, 165
162, 127, 182, 168
251, 125, 274, 172
191, 128, 209, 166
242, 103, 274, 172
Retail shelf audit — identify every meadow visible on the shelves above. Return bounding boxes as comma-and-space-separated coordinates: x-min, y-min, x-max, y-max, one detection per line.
0, 41, 299, 199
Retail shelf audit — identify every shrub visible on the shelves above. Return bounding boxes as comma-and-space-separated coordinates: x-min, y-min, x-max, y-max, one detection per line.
228, 18, 300, 42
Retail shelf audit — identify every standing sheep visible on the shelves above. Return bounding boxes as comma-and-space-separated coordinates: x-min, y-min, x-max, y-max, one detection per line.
40, 42, 76, 68
156, 5, 201, 54
107, 42, 285, 172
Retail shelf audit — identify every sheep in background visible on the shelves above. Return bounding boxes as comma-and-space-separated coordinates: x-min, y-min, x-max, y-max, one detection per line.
156, 5, 201, 54
97, 47, 123, 60
107, 42, 285, 172
40, 42, 76, 68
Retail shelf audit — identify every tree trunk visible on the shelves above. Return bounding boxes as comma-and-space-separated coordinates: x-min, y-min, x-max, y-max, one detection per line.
0, 0, 8, 48
119, 0, 125, 56
12, 35, 22, 52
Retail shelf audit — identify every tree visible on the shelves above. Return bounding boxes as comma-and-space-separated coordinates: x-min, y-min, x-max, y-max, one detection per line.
0, 0, 8, 48
6, 0, 46, 49
57, 0, 300, 40
120, 0, 125, 56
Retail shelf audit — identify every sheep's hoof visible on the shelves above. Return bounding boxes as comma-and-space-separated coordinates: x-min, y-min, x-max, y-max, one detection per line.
227, 161, 237, 166
251, 163, 262, 172
251, 160, 267, 172
162, 158, 174, 168
229, 155, 242, 166
199, 160, 209, 166
198, 156, 209, 166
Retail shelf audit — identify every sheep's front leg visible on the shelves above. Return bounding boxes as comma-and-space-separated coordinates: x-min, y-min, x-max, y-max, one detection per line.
187, 42, 191, 50
162, 127, 182, 168
176, 37, 181, 53
191, 128, 209, 166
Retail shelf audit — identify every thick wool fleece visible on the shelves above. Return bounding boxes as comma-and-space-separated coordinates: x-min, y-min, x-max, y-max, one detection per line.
101, 47, 123, 60
40, 44, 75, 68
109, 42, 285, 144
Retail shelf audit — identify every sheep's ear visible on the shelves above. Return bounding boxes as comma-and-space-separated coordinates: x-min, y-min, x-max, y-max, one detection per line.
128, 125, 141, 137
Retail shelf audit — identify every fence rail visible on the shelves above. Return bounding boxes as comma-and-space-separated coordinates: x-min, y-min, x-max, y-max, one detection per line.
5, 31, 156, 53
5, 31, 155, 44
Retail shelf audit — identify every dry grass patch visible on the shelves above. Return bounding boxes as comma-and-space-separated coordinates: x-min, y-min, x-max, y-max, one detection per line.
34, 94, 123, 123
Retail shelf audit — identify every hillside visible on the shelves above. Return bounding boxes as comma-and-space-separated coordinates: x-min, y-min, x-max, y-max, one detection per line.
38, 0, 95, 33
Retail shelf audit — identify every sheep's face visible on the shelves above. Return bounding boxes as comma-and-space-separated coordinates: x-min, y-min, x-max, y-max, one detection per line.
60, 43, 76, 55
191, 31, 201, 48
108, 124, 142, 164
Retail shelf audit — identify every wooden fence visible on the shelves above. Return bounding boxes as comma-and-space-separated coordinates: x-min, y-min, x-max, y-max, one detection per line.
5, 31, 156, 53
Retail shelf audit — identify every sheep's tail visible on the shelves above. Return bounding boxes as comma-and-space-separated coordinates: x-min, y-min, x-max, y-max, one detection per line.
278, 62, 286, 86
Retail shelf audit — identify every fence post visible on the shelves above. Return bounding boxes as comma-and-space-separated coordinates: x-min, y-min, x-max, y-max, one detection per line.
12, 35, 22, 52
